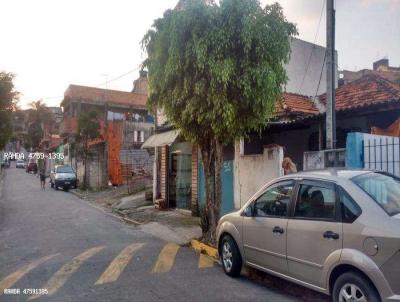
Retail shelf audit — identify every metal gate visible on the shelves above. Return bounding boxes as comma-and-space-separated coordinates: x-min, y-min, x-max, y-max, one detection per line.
364, 135, 400, 177
198, 160, 234, 215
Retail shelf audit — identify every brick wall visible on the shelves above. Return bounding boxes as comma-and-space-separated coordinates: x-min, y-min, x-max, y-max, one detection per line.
191, 145, 199, 216
160, 145, 168, 200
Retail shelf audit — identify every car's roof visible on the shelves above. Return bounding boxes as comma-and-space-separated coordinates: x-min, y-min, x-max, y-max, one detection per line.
279, 168, 372, 182
55, 165, 74, 171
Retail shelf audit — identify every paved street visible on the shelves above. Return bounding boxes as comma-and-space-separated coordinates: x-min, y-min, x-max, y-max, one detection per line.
0, 167, 299, 302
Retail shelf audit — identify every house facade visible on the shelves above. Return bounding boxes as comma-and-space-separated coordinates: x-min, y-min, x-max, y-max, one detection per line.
226, 73, 400, 209
145, 36, 400, 218
60, 72, 154, 189
244, 74, 400, 171
284, 38, 338, 96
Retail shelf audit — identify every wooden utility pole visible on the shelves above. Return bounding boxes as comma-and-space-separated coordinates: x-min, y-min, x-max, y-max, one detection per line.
326, 0, 336, 149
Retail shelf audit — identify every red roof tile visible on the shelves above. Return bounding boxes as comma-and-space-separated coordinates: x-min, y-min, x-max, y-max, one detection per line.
275, 93, 319, 116
62, 85, 147, 109
319, 74, 400, 111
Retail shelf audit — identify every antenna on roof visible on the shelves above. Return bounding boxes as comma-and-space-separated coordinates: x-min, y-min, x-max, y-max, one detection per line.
101, 73, 109, 90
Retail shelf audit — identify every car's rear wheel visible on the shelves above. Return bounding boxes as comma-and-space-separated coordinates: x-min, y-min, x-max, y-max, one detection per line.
333, 272, 380, 302
220, 235, 242, 277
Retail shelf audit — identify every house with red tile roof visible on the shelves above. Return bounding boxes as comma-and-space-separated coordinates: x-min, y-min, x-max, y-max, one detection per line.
231, 73, 400, 206
318, 73, 400, 112
243, 73, 400, 170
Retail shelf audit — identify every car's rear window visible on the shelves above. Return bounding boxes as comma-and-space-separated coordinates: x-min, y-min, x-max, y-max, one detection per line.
56, 166, 74, 173
352, 172, 400, 216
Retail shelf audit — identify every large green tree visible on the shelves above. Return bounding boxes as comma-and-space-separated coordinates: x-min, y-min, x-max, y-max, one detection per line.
142, 0, 296, 242
0, 72, 19, 150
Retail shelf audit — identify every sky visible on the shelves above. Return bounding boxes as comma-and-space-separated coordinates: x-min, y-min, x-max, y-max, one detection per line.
0, 0, 399, 109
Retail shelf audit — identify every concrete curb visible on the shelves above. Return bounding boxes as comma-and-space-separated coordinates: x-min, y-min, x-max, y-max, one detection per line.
69, 189, 88, 200
190, 239, 219, 260
69, 189, 144, 226
0, 169, 4, 200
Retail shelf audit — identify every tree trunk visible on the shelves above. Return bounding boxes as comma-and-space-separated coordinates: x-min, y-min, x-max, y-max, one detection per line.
214, 139, 223, 228
83, 139, 88, 189
199, 138, 223, 245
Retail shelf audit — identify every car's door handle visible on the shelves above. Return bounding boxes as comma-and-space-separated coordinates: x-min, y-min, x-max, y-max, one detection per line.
323, 231, 339, 240
273, 226, 284, 234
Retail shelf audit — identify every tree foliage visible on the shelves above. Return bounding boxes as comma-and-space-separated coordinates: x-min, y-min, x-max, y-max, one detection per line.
28, 100, 52, 124
27, 121, 43, 150
0, 72, 19, 150
142, 0, 296, 241
26, 100, 53, 150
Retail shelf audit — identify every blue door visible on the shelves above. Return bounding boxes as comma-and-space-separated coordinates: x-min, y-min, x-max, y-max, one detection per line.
198, 160, 234, 216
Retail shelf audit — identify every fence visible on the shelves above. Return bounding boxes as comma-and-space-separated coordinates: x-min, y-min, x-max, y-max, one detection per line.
363, 135, 400, 177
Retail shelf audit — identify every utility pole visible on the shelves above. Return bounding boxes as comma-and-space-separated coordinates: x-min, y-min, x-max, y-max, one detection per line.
326, 0, 336, 149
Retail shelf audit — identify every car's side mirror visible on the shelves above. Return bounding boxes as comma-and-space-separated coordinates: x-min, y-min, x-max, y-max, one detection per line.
242, 205, 254, 217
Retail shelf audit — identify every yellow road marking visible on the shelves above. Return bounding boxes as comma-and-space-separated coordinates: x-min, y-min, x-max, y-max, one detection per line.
198, 253, 214, 269
151, 243, 179, 273
95, 243, 144, 285
29, 246, 104, 300
0, 254, 58, 295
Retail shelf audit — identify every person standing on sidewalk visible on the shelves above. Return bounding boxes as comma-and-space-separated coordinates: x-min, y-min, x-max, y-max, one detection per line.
38, 158, 46, 190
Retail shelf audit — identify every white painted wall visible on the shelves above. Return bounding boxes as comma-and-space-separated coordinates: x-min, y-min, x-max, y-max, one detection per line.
234, 140, 284, 209
285, 38, 338, 96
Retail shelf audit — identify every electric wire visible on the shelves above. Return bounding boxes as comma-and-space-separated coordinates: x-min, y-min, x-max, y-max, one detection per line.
23, 66, 141, 104
297, 0, 326, 95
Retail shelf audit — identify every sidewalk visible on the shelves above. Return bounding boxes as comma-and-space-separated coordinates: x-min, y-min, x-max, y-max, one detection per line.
70, 188, 202, 245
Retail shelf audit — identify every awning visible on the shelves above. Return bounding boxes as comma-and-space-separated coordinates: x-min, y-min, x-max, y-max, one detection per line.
141, 130, 180, 149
